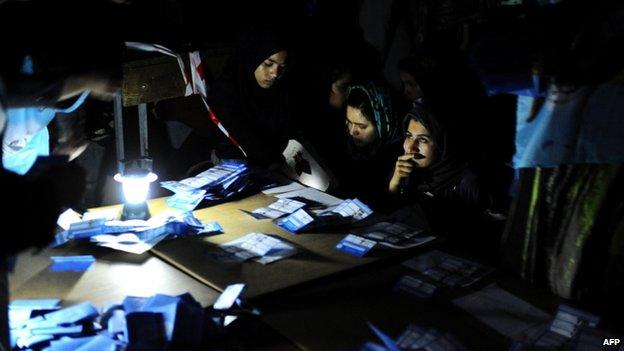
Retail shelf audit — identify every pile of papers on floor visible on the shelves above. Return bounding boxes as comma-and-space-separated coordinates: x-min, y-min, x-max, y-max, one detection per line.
54, 210, 222, 254
9, 286, 252, 351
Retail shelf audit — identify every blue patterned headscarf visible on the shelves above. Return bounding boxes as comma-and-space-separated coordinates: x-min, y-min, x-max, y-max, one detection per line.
346, 82, 397, 144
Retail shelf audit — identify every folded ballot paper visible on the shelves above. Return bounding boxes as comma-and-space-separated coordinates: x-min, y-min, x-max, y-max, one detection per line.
53, 211, 223, 254
207, 233, 297, 264
276, 198, 373, 233
8, 290, 233, 350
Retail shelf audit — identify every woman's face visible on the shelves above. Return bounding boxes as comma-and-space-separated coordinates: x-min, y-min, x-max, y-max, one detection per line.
403, 119, 436, 168
346, 106, 377, 147
254, 50, 288, 88
399, 70, 423, 102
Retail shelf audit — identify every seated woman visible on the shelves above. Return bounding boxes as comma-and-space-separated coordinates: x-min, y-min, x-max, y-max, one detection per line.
207, 27, 294, 167
389, 105, 501, 258
332, 82, 402, 210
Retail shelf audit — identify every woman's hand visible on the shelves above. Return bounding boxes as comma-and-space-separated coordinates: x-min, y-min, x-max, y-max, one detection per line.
389, 154, 417, 193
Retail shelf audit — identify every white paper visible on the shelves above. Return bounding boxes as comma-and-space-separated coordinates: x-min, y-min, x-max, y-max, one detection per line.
262, 182, 306, 195
280, 139, 334, 191
57, 209, 82, 230
213, 284, 245, 310
276, 187, 342, 207
92, 233, 166, 255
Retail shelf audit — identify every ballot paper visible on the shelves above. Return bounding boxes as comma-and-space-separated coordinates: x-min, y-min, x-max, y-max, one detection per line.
281, 139, 335, 191
452, 284, 551, 343
198, 221, 223, 235
209, 233, 297, 264
275, 209, 315, 233
402, 250, 492, 287
353, 222, 435, 249
160, 180, 197, 194
322, 198, 372, 220
166, 189, 206, 212
336, 234, 376, 257
247, 198, 306, 219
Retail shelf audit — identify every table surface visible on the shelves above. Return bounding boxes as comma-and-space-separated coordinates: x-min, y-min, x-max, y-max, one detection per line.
151, 192, 436, 299
8, 201, 221, 308
256, 259, 563, 351
8, 190, 568, 351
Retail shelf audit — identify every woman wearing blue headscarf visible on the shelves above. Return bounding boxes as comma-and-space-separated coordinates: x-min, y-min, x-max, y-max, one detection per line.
332, 81, 402, 210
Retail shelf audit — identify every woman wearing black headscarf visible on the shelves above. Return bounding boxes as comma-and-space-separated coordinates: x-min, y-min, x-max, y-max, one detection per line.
389, 105, 500, 256
207, 27, 293, 167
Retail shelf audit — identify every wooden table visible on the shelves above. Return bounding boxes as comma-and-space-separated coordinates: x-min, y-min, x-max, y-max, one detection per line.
9, 200, 221, 308
151, 193, 436, 299
255, 260, 562, 351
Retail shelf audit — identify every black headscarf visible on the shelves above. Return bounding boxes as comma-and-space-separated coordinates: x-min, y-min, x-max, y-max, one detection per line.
208, 26, 292, 166
404, 104, 468, 194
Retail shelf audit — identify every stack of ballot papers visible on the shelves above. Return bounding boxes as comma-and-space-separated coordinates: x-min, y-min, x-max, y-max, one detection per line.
351, 222, 435, 249
53, 211, 223, 254
8, 287, 250, 350
402, 250, 493, 287
206, 233, 298, 264
364, 323, 467, 351
275, 198, 373, 233
161, 161, 282, 209
530, 304, 604, 350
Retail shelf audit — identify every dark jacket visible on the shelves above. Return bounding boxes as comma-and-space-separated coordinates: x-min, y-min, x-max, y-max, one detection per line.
207, 27, 293, 167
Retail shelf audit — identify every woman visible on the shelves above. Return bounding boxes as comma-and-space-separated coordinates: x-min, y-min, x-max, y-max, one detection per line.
333, 82, 402, 210
207, 27, 293, 167
389, 105, 500, 256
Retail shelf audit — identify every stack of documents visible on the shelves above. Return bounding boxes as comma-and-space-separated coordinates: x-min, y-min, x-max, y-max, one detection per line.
352, 222, 435, 249
8, 290, 236, 350
161, 161, 282, 209
402, 250, 492, 287
54, 211, 223, 254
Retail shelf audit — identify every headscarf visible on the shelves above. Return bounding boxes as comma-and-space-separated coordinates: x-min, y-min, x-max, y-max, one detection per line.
345, 82, 398, 159
208, 26, 292, 166
404, 104, 468, 194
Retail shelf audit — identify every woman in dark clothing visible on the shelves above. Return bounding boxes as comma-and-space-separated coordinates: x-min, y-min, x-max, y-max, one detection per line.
389, 105, 501, 258
207, 27, 293, 167
333, 82, 402, 210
